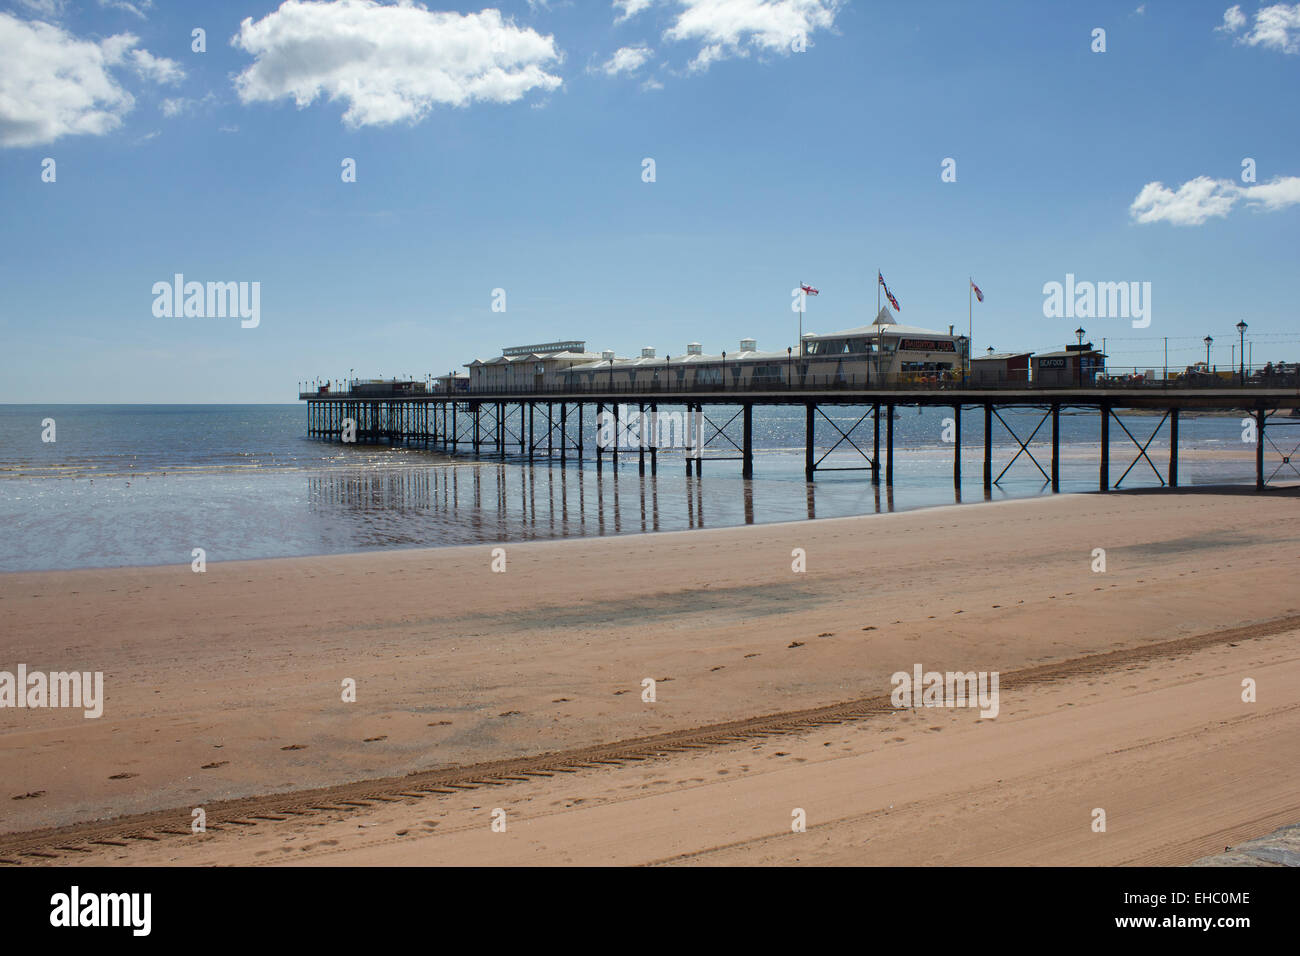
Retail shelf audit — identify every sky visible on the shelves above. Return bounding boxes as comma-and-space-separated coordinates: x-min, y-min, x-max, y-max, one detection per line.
1, 0, 1298, 403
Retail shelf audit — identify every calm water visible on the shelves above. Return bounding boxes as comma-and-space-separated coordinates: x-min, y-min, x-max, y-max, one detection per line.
0, 404, 1261, 572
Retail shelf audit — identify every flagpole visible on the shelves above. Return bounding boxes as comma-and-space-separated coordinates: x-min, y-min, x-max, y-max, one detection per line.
877, 267, 880, 313
967, 278, 972, 385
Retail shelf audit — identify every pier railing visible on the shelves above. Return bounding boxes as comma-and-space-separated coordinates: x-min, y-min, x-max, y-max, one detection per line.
299, 365, 1299, 400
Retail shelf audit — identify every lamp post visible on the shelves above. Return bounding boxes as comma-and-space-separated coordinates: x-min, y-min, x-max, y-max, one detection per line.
722, 350, 727, 389
1204, 335, 1213, 372
787, 346, 792, 388
1236, 320, 1247, 384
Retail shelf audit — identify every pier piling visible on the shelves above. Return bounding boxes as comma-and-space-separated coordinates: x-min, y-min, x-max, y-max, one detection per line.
953, 403, 961, 488
1100, 402, 1110, 491
886, 404, 895, 485
1169, 408, 1179, 487
1051, 403, 1060, 492
742, 403, 753, 479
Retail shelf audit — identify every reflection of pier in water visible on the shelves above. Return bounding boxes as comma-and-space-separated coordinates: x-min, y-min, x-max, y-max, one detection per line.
304, 460, 920, 546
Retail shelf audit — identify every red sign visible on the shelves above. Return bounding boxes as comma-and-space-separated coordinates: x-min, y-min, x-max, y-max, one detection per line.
898, 338, 955, 352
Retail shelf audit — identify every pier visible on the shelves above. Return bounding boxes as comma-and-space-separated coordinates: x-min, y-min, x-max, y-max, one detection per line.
300, 380, 1300, 493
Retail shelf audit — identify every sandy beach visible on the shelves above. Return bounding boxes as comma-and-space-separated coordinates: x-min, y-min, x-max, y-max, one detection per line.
2, 487, 1298, 865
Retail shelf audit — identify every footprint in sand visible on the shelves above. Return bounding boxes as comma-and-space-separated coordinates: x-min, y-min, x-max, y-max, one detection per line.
12, 791, 45, 800
109, 772, 138, 779
427, 720, 453, 727
300, 840, 339, 851
363, 735, 388, 742
552, 698, 570, 703
711, 666, 725, 671
818, 632, 834, 637
862, 626, 877, 631
788, 641, 805, 648
497, 711, 521, 717
281, 744, 307, 751
200, 762, 228, 770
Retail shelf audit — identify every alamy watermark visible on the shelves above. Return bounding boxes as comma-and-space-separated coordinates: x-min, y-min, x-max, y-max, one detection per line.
597, 405, 702, 450
0, 665, 104, 718
152, 273, 260, 328
1042, 273, 1150, 328
50, 886, 150, 936
890, 663, 999, 718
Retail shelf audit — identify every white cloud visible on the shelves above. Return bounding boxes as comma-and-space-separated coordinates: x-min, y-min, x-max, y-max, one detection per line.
1217, 5, 1248, 32
231, 0, 564, 128
640, 76, 664, 91
1129, 174, 1300, 225
1241, 175, 1300, 210
160, 91, 218, 118
0, 13, 183, 148
1243, 2, 1300, 52
98, 0, 155, 19
129, 47, 185, 84
1217, 3, 1300, 52
614, 0, 653, 23
601, 44, 653, 75
663, 0, 844, 71
1129, 177, 1239, 225
14, 0, 66, 17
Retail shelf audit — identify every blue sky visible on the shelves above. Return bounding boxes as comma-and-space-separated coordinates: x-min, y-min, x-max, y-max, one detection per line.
1, 0, 1298, 402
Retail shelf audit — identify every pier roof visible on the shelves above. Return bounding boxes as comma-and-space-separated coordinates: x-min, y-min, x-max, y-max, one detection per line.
566, 347, 790, 371
803, 306, 961, 342
466, 348, 606, 368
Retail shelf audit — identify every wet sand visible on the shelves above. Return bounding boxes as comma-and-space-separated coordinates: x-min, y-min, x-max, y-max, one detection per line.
1, 487, 1297, 864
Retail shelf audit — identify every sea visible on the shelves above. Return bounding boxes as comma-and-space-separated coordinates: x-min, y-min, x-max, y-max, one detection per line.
0, 403, 1265, 572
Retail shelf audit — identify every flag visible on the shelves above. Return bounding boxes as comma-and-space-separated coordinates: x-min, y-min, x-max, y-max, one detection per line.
878, 272, 900, 311
800, 283, 819, 296
970, 279, 984, 303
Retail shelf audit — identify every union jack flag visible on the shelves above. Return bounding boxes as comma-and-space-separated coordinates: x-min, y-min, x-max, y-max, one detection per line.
879, 272, 900, 311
